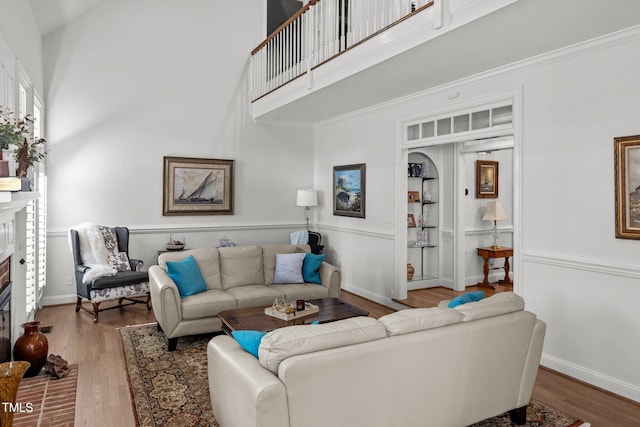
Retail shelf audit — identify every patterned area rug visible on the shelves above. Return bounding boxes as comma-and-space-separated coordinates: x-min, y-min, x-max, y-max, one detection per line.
121, 323, 587, 427
13, 364, 78, 427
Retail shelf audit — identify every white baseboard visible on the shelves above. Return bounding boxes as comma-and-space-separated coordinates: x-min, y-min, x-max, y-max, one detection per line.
41, 294, 77, 307
342, 283, 408, 311
541, 353, 640, 403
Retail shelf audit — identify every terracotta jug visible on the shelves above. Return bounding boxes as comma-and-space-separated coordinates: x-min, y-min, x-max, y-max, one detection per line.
407, 263, 415, 281
13, 322, 48, 377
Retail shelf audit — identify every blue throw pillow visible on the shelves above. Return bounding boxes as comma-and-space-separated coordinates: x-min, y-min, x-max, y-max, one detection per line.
232, 330, 267, 358
447, 291, 486, 308
302, 253, 324, 284
165, 255, 208, 298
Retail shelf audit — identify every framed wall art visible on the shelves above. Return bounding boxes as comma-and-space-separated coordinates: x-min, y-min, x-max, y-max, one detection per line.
407, 213, 416, 228
333, 163, 365, 218
614, 135, 640, 239
163, 156, 234, 216
476, 160, 499, 198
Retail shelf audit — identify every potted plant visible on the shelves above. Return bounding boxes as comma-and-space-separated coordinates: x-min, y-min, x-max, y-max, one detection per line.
0, 106, 47, 184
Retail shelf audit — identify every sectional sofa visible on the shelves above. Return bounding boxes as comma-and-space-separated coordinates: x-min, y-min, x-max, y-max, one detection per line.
149, 244, 341, 350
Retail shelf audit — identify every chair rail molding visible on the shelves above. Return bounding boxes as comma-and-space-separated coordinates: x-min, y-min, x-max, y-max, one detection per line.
521, 250, 640, 280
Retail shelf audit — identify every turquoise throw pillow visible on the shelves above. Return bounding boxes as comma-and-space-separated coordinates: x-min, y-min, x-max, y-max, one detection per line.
302, 253, 324, 284
166, 255, 208, 298
448, 291, 486, 308
232, 330, 267, 358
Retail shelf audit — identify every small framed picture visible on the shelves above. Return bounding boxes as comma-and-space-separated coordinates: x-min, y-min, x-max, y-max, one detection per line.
476, 160, 498, 198
408, 162, 424, 177
408, 214, 416, 228
614, 135, 640, 239
408, 191, 421, 203
333, 163, 366, 218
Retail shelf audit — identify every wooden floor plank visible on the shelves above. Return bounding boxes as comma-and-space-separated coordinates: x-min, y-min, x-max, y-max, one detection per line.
34, 291, 639, 426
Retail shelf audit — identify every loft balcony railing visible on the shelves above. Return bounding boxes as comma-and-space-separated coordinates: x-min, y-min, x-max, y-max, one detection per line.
250, 0, 435, 102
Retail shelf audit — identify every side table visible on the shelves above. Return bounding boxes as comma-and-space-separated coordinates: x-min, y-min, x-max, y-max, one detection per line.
476, 247, 513, 290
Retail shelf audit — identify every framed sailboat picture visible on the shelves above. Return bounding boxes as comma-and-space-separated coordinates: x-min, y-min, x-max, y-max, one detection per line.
163, 156, 234, 215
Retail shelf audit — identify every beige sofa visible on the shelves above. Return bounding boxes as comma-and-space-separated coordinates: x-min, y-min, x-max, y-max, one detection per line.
207, 292, 546, 427
149, 244, 341, 350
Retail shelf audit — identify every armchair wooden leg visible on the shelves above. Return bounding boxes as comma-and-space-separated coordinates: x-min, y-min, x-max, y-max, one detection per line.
509, 405, 528, 425
75, 296, 82, 313
92, 302, 100, 323
146, 293, 152, 311
168, 338, 178, 352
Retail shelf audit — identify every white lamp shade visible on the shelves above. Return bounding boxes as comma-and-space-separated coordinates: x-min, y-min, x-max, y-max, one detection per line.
296, 189, 317, 207
482, 201, 507, 221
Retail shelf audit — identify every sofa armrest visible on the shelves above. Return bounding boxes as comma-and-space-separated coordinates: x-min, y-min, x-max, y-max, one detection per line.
517, 318, 547, 408
319, 262, 341, 298
148, 265, 182, 338
207, 336, 289, 427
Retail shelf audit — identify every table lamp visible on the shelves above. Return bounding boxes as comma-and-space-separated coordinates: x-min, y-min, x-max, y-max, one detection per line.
482, 201, 507, 249
296, 189, 317, 230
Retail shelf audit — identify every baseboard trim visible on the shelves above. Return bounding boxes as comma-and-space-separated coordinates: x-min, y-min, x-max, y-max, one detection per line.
41, 294, 77, 307
541, 353, 640, 403
342, 283, 408, 311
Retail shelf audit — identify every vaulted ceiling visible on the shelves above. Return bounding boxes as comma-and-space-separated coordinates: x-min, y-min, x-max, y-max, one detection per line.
29, 0, 102, 37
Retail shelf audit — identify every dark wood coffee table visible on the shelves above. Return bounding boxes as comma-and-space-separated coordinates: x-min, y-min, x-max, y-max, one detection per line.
218, 298, 369, 335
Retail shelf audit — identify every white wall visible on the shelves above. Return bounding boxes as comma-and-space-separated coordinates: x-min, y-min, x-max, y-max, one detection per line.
41, 0, 315, 304
0, 0, 43, 95
313, 29, 640, 401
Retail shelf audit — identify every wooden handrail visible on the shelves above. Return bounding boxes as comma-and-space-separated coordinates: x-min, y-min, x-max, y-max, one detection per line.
252, 0, 320, 55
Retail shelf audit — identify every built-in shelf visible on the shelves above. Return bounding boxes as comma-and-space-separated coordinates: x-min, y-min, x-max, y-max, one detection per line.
407, 154, 439, 285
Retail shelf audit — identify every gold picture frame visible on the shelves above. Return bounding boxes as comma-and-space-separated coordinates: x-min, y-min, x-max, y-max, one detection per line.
163, 156, 234, 216
476, 160, 498, 198
614, 135, 640, 239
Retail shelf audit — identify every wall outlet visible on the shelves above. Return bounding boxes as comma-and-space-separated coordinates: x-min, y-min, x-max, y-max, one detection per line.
65, 276, 72, 286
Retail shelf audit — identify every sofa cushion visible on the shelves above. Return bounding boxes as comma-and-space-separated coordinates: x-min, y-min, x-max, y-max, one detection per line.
159, 248, 222, 290
219, 246, 264, 289
232, 330, 268, 358
258, 316, 386, 374
263, 244, 310, 285
269, 284, 329, 301
225, 285, 284, 309
447, 291, 485, 308
165, 255, 208, 298
180, 289, 237, 320
273, 253, 306, 284
378, 307, 462, 336
302, 253, 324, 284
455, 292, 524, 321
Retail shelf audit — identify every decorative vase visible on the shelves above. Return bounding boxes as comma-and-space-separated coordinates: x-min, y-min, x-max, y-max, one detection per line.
0, 150, 8, 177
407, 263, 415, 281
0, 361, 30, 426
13, 322, 48, 377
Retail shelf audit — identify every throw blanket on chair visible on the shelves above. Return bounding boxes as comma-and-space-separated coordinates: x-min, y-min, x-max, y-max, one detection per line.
70, 223, 131, 284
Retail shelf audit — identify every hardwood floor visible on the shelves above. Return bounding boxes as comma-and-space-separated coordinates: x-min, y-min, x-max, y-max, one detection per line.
34, 292, 639, 426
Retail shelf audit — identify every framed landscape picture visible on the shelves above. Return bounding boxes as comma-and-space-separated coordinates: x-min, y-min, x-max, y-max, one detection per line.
163, 156, 234, 216
333, 163, 366, 218
614, 135, 640, 239
476, 160, 498, 198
